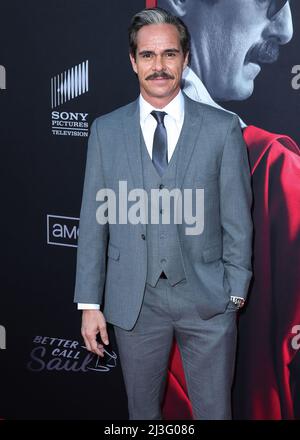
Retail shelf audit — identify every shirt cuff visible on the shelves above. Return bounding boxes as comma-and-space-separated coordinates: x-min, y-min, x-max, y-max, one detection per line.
77, 303, 100, 310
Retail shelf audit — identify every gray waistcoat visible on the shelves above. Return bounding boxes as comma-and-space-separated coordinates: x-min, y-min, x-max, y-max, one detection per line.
140, 132, 186, 287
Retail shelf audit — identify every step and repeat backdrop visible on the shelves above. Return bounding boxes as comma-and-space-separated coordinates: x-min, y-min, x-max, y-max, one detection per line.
0, 0, 299, 420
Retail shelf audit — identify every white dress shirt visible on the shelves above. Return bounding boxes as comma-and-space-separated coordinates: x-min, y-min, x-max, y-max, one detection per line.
78, 90, 185, 310
139, 91, 184, 161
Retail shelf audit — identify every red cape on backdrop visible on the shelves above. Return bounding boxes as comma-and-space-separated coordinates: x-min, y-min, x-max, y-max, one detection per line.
162, 126, 300, 420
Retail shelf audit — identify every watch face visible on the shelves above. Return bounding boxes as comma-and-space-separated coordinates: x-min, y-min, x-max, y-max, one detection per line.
230, 296, 245, 307
229, 298, 245, 310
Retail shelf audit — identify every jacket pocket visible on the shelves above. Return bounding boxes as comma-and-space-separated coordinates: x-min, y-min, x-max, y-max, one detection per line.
202, 244, 222, 263
107, 243, 120, 261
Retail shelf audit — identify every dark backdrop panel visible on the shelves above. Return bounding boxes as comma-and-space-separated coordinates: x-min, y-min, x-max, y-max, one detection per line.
0, 0, 144, 420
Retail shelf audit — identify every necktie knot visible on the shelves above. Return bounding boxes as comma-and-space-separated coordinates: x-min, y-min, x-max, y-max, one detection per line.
151, 110, 167, 126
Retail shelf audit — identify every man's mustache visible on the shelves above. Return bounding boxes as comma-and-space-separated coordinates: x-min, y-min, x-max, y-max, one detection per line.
146, 71, 175, 80
246, 38, 280, 65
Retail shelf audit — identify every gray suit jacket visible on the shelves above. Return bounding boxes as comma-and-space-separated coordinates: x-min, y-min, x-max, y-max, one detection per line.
74, 93, 252, 330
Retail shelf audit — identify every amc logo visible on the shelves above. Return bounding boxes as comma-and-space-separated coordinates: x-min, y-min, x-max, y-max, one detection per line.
47, 215, 79, 248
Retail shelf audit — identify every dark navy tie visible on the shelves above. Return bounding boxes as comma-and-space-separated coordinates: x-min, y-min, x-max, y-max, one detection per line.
151, 110, 168, 176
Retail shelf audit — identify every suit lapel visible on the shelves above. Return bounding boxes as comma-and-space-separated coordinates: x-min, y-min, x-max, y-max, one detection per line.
122, 98, 144, 191
175, 94, 204, 189
122, 98, 146, 233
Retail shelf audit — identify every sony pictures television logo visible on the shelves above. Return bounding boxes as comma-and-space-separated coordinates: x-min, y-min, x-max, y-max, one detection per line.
51, 60, 89, 137
47, 215, 79, 248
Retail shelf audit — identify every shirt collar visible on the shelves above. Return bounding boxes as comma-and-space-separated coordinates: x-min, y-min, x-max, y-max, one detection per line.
139, 90, 184, 125
182, 67, 247, 128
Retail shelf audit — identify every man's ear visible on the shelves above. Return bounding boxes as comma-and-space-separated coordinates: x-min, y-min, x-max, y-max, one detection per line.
129, 53, 138, 74
160, 0, 187, 17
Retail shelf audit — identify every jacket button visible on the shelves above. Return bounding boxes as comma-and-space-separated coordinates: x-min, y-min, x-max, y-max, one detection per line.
141, 234, 146, 240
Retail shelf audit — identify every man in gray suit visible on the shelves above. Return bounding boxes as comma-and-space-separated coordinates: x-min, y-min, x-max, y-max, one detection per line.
74, 7, 252, 420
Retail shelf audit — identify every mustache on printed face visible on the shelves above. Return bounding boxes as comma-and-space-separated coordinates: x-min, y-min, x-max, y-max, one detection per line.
146, 71, 175, 81
245, 38, 280, 65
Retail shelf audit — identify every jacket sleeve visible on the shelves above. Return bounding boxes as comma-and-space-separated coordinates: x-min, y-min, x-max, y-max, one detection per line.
74, 119, 109, 305
220, 114, 253, 299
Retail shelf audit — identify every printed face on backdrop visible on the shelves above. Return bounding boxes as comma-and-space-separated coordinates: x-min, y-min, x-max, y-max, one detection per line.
159, 0, 293, 101
129, 23, 189, 107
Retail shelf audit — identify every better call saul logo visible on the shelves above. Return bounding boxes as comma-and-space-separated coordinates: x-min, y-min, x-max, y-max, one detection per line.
26, 335, 117, 373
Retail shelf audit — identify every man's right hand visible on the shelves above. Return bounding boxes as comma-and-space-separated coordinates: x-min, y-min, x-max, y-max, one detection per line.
81, 310, 109, 357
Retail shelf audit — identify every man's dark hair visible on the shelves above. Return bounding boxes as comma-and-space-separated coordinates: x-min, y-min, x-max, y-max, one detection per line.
129, 7, 190, 60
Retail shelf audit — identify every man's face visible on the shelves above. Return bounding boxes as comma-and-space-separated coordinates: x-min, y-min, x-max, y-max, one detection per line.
182, 0, 293, 101
130, 23, 189, 107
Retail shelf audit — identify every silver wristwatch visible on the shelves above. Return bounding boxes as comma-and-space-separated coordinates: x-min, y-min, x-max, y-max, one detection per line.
230, 296, 245, 309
